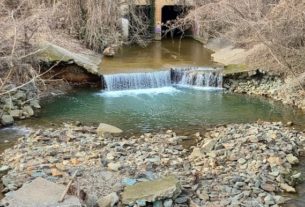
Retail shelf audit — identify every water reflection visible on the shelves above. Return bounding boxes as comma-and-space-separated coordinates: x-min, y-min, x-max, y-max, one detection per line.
100, 38, 214, 74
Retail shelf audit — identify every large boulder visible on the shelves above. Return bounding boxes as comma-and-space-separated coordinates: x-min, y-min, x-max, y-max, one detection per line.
1, 115, 14, 126
97, 123, 123, 137
122, 176, 181, 206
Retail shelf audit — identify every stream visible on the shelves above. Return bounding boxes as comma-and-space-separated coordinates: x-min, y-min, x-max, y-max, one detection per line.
1, 38, 305, 206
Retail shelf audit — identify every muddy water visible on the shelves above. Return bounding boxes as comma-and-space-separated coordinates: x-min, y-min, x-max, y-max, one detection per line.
100, 38, 214, 74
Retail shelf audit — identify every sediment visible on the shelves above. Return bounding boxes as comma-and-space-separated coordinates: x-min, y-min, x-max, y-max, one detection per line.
1, 122, 304, 206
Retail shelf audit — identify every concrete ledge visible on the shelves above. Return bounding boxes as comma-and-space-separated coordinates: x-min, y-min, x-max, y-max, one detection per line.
39, 42, 102, 76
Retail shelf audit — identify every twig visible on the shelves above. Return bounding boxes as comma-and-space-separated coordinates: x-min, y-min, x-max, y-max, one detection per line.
0, 59, 63, 96
58, 170, 79, 203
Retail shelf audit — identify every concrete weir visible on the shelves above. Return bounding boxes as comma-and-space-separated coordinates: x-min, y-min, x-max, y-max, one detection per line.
101, 68, 223, 91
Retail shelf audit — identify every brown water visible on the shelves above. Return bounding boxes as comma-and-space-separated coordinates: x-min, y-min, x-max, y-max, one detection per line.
100, 38, 214, 74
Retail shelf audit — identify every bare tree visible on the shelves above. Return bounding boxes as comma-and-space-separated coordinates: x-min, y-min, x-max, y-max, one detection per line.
175, 0, 305, 88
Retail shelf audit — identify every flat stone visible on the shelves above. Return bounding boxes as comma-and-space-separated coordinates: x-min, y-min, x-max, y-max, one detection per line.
97, 192, 119, 207
122, 176, 181, 205
97, 123, 123, 137
1, 177, 81, 207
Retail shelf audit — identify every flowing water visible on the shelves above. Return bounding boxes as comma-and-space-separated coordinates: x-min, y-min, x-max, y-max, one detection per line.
100, 38, 214, 74
1, 38, 305, 204
21, 86, 305, 134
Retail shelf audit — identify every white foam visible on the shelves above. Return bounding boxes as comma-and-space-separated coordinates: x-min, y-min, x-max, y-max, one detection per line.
97, 87, 180, 97
175, 84, 224, 91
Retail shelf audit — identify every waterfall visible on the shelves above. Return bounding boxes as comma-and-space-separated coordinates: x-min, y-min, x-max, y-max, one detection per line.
103, 70, 172, 91
172, 67, 223, 88
102, 67, 223, 92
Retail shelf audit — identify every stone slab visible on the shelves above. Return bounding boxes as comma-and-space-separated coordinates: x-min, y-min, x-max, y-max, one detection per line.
1, 177, 81, 207
122, 176, 181, 205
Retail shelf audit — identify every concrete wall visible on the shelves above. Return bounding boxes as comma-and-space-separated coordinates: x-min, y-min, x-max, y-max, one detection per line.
134, 0, 196, 40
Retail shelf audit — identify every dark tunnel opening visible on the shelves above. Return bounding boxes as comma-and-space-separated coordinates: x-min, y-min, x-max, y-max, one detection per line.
161, 5, 192, 39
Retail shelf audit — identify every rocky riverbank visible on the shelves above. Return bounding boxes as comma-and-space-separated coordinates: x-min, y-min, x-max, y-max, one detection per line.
224, 70, 305, 111
0, 84, 41, 128
1, 122, 304, 206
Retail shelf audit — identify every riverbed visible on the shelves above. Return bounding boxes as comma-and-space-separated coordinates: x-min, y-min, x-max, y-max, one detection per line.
1, 38, 305, 206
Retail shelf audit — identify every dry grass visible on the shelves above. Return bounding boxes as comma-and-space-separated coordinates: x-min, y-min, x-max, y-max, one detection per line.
178, 0, 305, 88
0, 0, 151, 93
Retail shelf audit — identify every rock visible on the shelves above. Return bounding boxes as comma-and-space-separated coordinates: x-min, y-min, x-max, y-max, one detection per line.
13, 90, 26, 100
286, 122, 294, 126
201, 139, 218, 153
1, 115, 14, 126
238, 158, 247, 165
280, 183, 296, 193
97, 123, 123, 137
122, 176, 181, 205
30, 99, 41, 109
264, 194, 275, 205
261, 183, 276, 192
10, 110, 21, 118
0, 166, 10, 174
175, 196, 188, 204
291, 172, 301, 179
97, 192, 119, 207
163, 199, 173, 207
153, 200, 163, 207
286, 154, 299, 165
108, 162, 121, 172
189, 148, 204, 160
22, 105, 34, 117
1, 177, 81, 207
51, 168, 63, 177
267, 156, 282, 167
122, 178, 137, 186
103, 47, 116, 57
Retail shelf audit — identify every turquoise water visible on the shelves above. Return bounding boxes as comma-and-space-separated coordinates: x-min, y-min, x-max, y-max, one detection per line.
29, 87, 305, 133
